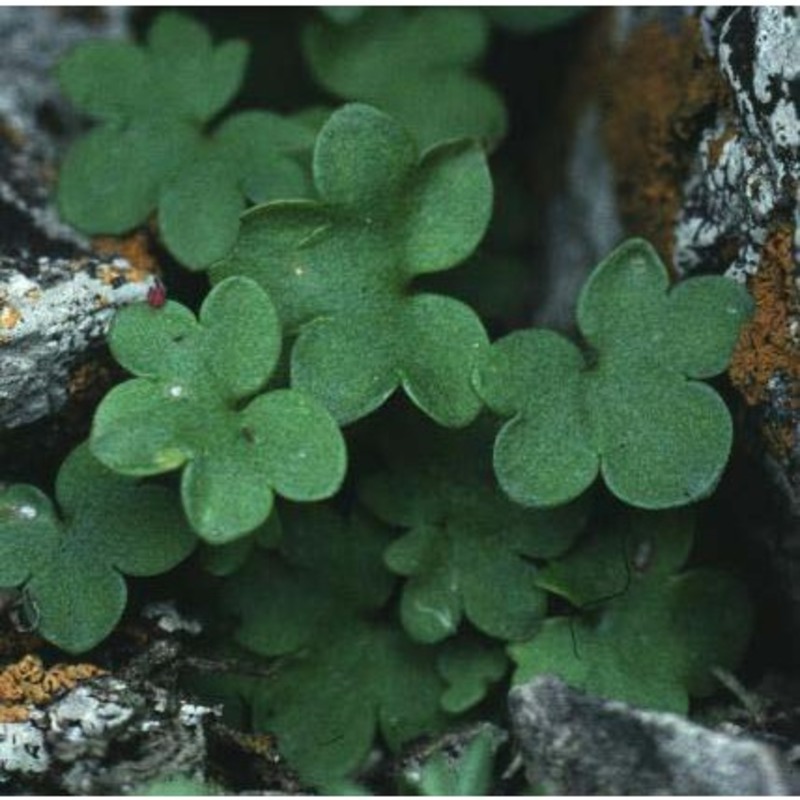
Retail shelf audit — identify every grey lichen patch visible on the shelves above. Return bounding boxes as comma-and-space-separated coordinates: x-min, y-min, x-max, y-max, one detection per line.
0, 8, 128, 145
0, 717, 48, 778
675, 7, 799, 280
0, 257, 154, 429
0, 673, 217, 793
0, 9, 152, 430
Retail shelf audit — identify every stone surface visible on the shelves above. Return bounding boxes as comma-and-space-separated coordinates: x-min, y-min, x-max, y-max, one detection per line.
0, 671, 215, 793
0, 8, 160, 431
676, 8, 800, 281
509, 676, 800, 795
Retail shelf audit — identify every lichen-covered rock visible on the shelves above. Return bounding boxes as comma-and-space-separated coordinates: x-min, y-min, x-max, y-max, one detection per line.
676, 7, 799, 280
509, 676, 799, 795
0, 8, 160, 431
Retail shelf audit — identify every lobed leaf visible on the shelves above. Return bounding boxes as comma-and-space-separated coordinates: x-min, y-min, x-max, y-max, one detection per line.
509, 510, 753, 713
57, 12, 317, 268
361, 412, 587, 642
252, 619, 447, 785
220, 504, 445, 785
213, 104, 492, 426
0, 444, 195, 653
303, 8, 507, 149
475, 238, 753, 509
92, 277, 346, 542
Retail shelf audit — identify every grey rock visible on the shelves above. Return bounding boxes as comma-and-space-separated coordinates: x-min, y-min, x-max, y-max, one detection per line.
0, 254, 155, 429
675, 7, 800, 280
0, 8, 156, 431
509, 676, 799, 795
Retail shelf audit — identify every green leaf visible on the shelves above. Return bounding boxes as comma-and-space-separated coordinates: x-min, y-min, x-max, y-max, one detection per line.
400, 724, 506, 796
0, 444, 195, 653
361, 412, 587, 642
57, 13, 316, 268
213, 104, 492, 426
159, 158, 247, 270
252, 619, 447, 785
198, 511, 281, 577
57, 122, 201, 235
509, 510, 754, 713
91, 277, 347, 543
220, 504, 442, 785
223, 504, 395, 655
437, 635, 508, 714
475, 238, 753, 509
303, 9, 507, 149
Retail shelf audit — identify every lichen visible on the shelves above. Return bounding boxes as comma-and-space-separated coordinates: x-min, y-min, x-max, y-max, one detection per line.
0, 654, 105, 722
729, 223, 800, 460
603, 16, 725, 266
93, 232, 160, 286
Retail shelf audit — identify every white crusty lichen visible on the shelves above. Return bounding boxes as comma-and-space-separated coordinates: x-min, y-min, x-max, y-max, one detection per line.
674, 7, 799, 281
0, 258, 155, 428
0, 716, 48, 779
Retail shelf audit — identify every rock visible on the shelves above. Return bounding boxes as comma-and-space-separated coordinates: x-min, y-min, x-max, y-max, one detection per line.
509, 676, 800, 795
0, 9, 160, 431
676, 8, 800, 281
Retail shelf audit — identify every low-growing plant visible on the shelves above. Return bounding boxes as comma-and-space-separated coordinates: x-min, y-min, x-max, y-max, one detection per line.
212, 102, 493, 427
90, 275, 346, 542
303, 8, 507, 149
4, 8, 760, 792
474, 238, 752, 509
57, 12, 316, 268
0, 443, 195, 653
509, 509, 753, 714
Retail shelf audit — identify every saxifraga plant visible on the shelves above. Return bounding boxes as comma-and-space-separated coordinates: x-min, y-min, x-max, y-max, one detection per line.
0, 8, 758, 791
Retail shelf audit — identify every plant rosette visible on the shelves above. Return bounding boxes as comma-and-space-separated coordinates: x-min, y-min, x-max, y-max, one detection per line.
90, 276, 346, 543
212, 103, 493, 427
58, 12, 316, 268
0, 443, 196, 653
474, 238, 753, 509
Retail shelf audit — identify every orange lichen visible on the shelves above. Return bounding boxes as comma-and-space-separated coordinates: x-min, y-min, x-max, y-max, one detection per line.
0, 654, 106, 722
603, 17, 726, 266
93, 231, 160, 285
0, 305, 22, 330
729, 224, 800, 459
707, 125, 738, 168
223, 729, 280, 762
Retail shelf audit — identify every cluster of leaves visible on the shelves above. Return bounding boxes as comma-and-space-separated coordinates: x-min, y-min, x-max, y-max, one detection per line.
0, 8, 759, 792
57, 12, 317, 268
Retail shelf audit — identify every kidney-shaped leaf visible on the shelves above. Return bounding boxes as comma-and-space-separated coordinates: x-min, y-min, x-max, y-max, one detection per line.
509, 510, 753, 713
303, 8, 507, 149
360, 413, 587, 643
58, 13, 316, 268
